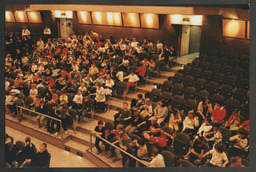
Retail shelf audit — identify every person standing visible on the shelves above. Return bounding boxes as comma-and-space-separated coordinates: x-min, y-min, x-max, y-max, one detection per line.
43, 26, 51, 43
92, 120, 106, 154
22, 26, 30, 37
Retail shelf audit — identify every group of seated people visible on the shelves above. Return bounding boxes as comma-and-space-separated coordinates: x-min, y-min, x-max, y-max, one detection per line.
92, 94, 249, 167
5, 30, 178, 135
5, 133, 51, 168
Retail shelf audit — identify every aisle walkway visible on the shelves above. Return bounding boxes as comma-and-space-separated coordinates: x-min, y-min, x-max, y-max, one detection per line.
5, 126, 97, 168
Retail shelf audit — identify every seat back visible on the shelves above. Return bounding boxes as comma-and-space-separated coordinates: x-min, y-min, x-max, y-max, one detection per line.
161, 150, 175, 167
183, 87, 196, 101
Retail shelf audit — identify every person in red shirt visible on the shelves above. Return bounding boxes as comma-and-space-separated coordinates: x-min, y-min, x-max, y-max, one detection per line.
211, 100, 226, 124
240, 120, 249, 132
105, 124, 124, 158
143, 125, 168, 149
230, 156, 245, 167
135, 63, 146, 81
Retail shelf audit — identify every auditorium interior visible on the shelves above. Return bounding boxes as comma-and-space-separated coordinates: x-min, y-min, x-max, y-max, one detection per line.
4, 4, 250, 168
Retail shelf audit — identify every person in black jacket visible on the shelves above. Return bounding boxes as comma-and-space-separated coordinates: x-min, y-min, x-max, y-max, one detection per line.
26, 143, 50, 167
46, 103, 57, 133
16, 137, 36, 166
92, 120, 106, 154
5, 137, 18, 167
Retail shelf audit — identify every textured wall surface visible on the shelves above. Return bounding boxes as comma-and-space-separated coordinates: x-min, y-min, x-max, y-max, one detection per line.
200, 15, 249, 56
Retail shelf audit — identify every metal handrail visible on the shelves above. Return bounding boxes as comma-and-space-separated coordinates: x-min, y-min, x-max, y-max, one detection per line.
16, 106, 64, 140
90, 132, 150, 167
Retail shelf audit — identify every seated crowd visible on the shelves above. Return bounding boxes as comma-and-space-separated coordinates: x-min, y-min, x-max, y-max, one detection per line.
93, 95, 249, 167
5, 29, 176, 136
5, 133, 51, 168
4, 29, 249, 168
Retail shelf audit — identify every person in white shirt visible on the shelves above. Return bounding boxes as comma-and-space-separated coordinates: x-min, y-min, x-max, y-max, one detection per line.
156, 40, 163, 54
36, 38, 45, 52
78, 82, 87, 95
124, 71, 140, 93
195, 116, 212, 141
182, 110, 199, 140
104, 74, 115, 96
29, 84, 38, 99
95, 82, 106, 112
228, 128, 249, 158
203, 142, 229, 167
72, 90, 83, 110
142, 147, 165, 167
131, 38, 138, 48
22, 25, 30, 37
116, 70, 124, 82
5, 77, 10, 92
43, 26, 51, 42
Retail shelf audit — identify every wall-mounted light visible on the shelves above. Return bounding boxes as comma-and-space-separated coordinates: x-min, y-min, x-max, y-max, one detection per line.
5, 11, 16, 22
27, 11, 42, 23
77, 11, 92, 24
122, 13, 140, 28
14, 11, 28, 22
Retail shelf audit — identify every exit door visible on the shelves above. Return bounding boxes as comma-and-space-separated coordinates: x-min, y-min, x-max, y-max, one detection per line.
57, 18, 73, 38
179, 25, 201, 56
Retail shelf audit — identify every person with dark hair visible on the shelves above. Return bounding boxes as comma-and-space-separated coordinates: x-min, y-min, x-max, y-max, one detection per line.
211, 100, 226, 124
131, 94, 145, 112
168, 108, 182, 135
114, 102, 132, 127
184, 138, 206, 165
195, 116, 212, 141
5, 137, 18, 167
149, 99, 168, 125
124, 70, 140, 93
46, 103, 57, 133
228, 128, 249, 158
23, 143, 50, 168
197, 96, 213, 120
202, 143, 228, 167
230, 156, 245, 167
55, 104, 69, 135
35, 100, 47, 128
125, 111, 143, 135
204, 122, 223, 149
119, 133, 133, 167
16, 137, 36, 166
92, 120, 106, 154
143, 125, 168, 150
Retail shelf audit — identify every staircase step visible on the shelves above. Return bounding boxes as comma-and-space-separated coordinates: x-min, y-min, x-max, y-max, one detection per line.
64, 140, 90, 156
93, 109, 117, 122
5, 114, 71, 140
87, 147, 123, 167
108, 98, 127, 110
159, 71, 176, 78
71, 130, 95, 147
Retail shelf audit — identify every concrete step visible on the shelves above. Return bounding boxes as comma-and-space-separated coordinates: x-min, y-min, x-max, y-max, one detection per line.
93, 109, 117, 122
108, 98, 127, 110
70, 130, 95, 147
77, 120, 99, 133
5, 114, 71, 140
64, 140, 90, 157
159, 71, 176, 78
87, 147, 123, 167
